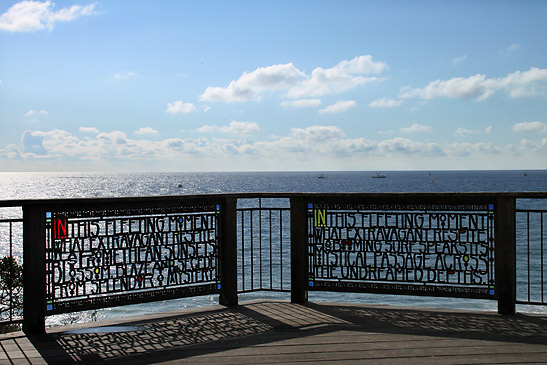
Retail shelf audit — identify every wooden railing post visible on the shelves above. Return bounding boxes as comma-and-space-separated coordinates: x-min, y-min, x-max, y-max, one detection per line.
22, 204, 46, 334
290, 197, 308, 303
219, 197, 238, 306
495, 196, 516, 315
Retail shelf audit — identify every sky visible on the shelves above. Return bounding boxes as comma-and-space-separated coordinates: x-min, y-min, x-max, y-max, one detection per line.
0, 0, 546, 172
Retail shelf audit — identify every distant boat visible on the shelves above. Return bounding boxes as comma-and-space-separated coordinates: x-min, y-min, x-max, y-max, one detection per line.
372, 172, 386, 178
177, 184, 183, 187
524, 171, 528, 176
318, 174, 327, 178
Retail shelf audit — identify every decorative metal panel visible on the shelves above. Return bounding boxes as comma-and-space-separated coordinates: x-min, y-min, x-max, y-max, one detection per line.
307, 202, 495, 299
45, 204, 221, 314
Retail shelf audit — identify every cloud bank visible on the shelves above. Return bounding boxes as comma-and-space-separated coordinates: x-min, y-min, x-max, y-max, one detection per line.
2, 125, 544, 171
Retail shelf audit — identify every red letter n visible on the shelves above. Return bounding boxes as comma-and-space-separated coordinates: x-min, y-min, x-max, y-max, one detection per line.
54, 218, 68, 240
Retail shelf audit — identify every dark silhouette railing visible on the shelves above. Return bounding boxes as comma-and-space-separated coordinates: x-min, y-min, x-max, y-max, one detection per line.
0, 192, 545, 334
516, 205, 546, 305
0, 217, 23, 326
236, 198, 291, 293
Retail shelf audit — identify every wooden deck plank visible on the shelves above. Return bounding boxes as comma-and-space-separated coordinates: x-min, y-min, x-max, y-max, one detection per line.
0, 300, 545, 364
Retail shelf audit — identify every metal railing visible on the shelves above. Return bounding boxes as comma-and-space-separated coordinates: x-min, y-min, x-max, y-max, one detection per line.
237, 198, 290, 293
516, 203, 546, 306
0, 216, 23, 326
0, 192, 546, 334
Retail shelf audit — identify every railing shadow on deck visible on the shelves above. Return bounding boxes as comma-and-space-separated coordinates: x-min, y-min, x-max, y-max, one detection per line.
21, 300, 547, 364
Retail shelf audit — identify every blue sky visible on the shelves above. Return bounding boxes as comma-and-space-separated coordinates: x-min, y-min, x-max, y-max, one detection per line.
0, 0, 546, 172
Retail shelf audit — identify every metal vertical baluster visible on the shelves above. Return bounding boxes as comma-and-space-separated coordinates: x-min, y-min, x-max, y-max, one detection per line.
541, 212, 544, 303
280, 210, 283, 291
9, 221, 13, 323
259, 198, 262, 290
241, 210, 245, 292
269, 209, 273, 290
250, 209, 254, 291
527, 211, 530, 303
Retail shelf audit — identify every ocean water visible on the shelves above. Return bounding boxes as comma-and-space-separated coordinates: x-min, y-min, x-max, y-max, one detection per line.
0, 170, 545, 326
0, 170, 546, 200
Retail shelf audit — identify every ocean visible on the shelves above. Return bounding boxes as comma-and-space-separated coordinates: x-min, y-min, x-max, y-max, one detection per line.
1, 170, 546, 200
0, 170, 545, 327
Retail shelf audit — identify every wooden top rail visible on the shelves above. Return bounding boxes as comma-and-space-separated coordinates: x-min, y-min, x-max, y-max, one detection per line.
1, 191, 546, 209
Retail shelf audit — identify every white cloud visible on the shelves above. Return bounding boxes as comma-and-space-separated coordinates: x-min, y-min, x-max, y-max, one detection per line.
0, 144, 21, 160
0, 1, 96, 32
135, 127, 158, 135
79, 127, 99, 133
400, 123, 431, 133
499, 68, 547, 98
377, 129, 395, 135
20, 130, 49, 156
513, 121, 547, 133
319, 100, 356, 114
445, 142, 501, 156
195, 125, 217, 133
501, 44, 521, 55
378, 137, 442, 155
20, 129, 84, 157
200, 55, 386, 102
287, 55, 386, 98
222, 121, 259, 135
454, 127, 480, 136
196, 121, 260, 136
368, 98, 402, 108
113, 70, 137, 80
290, 125, 345, 141
452, 55, 468, 64
400, 74, 494, 101
200, 63, 304, 102
25, 109, 48, 116
281, 99, 321, 108
400, 67, 547, 101
166, 101, 196, 114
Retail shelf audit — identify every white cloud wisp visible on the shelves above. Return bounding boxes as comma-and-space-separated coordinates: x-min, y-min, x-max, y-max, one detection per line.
513, 121, 547, 134
196, 121, 260, 136
400, 67, 547, 101
319, 100, 356, 114
201, 63, 304, 102
166, 101, 196, 114
0, 1, 96, 32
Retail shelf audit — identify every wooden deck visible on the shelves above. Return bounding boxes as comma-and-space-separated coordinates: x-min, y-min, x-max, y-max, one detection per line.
1, 300, 546, 364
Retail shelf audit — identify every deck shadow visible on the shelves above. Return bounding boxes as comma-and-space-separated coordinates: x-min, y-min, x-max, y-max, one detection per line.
26, 300, 547, 363
307, 301, 547, 345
